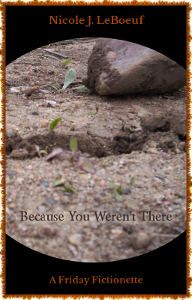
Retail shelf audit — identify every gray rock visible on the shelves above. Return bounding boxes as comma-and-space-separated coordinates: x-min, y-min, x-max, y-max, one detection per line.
29, 109, 39, 115
86, 38, 186, 95
9, 149, 29, 160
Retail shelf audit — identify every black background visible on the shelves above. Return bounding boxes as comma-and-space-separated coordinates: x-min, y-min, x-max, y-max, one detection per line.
5, 4, 187, 296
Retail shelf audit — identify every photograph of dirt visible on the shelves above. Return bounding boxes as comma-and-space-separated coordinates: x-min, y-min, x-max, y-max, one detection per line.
6, 38, 186, 262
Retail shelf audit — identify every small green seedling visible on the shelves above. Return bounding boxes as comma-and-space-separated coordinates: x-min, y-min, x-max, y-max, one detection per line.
47, 55, 58, 60
63, 68, 76, 89
128, 176, 135, 187
52, 82, 59, 90
62, 57, 72, 67
46, 138, 95, 174
70, 137, 78, 158
49, 117, 61, 131
39, 146, 48, 156
54, 176, 75, 193
88, 112, 97, 115
108, 177, 135, 201
72, 85, 89, 91
109, 183, 123, 202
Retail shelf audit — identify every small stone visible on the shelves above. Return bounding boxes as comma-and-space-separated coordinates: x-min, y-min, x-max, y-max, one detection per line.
155, 175, 164, 180
99, 180, 105, 186
25, 86, 39, 96
38, 205, 46, 213
39, 181, 50, 187
41, 226, 57, 237
89, 180, 95, 187
10, 87, 20, 93
68, 234, 82, 246
16, 177, 24, 184
41, 120, 49, 128
98, 169, 106, 176
167, 207, 173, 212
45, 100, 56, 107
45, 198, 57, 205
26, 165, 33, 170
121, 189, 131, 195
131, 232, 150, 250
111, 227, 124, 237
7, 202, 16, 209
147, 147, 158, 154
29, 109, 39, 115
9, 149, 29, 160
70, 125, 75, 131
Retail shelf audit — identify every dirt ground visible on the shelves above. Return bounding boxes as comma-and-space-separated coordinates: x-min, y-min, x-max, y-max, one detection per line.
6, 38, 186, 262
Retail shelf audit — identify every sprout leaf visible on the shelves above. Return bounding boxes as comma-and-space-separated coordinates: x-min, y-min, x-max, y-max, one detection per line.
54, 176, 65, 186
62, 57, 72, 66
116, 186, 123, 194
64, 186, 75, 193
49, 117, 61, 131
70, 137, 78, 151
115, 192, 122, 202
63, 68, 76, 89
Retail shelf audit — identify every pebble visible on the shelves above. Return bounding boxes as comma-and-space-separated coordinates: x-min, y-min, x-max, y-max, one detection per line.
26, 165, 33, 170
10, 87, 20, 93
68, 234, 82, 246
45, 198, 57, 205
131, 232, 151, 250
111, 227, 124, 237
29, 109, 39, 115
16, 177, 24, 184
41, 120, 49, 128
9, 149, 29, 160
39, 181, 50, 187
97, 168, 106, 176
173, 199, 181, 205
99, 180, 105, 186
121, 189, 131, 195
167, 207, 173, 212
7, 202, 16, 209
89, 179, 95, 187
155, 175, 164, 180
38, 205, 46, 213
41, 226, 57, 237
45, 100, 57, 107
147, 148, 159, 154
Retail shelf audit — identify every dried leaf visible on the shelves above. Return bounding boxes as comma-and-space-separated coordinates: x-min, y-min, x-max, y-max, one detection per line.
78, 156, 95, 174
46, 147, 64, 161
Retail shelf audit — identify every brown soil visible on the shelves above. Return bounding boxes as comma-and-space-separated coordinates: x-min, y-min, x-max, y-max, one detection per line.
6, 38, 186, 262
